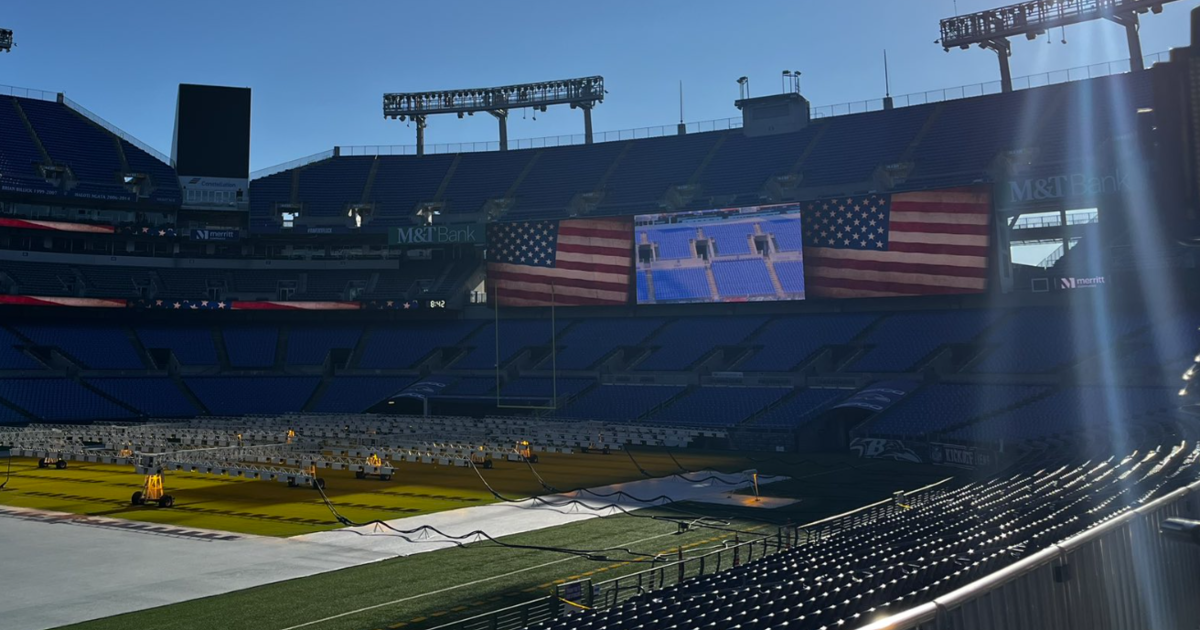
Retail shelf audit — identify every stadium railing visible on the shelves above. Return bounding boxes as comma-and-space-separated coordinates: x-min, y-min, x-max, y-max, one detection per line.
250, 50, 1168, 176
422, 477, 952, 630
0, 84, 58, 101
858, 476, 1200, 630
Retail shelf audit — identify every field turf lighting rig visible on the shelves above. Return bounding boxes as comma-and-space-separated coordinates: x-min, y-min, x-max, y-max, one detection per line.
0, 29, 12, 53
383, 76, 604, 154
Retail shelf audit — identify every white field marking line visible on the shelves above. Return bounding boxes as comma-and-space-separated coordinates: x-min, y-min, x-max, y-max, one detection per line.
277, 530, 679, 630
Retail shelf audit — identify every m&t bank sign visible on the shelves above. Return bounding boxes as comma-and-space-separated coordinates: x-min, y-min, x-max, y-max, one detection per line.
389, 224, 484, 246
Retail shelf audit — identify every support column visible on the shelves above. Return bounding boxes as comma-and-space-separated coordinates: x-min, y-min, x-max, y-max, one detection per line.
1106, 12, 1144, 71
489, 109, 509, 151
582, 105, 594, 145
414, 115, 427, 156
983, 37, 1013, 93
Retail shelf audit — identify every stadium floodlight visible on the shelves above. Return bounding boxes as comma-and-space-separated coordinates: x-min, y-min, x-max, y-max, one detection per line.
938, 0, 1182, 92
383, 76, 604, 154
0, 29, 12, 53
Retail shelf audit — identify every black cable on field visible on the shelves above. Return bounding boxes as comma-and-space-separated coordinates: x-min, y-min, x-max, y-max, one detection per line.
625, 447, 654, 477
311, 474, 680, 563
0, 449, 11, 491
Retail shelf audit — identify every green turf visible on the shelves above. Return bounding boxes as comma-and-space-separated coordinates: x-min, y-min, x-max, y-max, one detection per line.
56, 455, 950, 630
0, 449, 765, 536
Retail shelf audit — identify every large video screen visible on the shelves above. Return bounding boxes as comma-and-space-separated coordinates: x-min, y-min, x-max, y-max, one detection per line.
172, 84, 252, 179
634, 186, 991, 304
635, 204, 806, 304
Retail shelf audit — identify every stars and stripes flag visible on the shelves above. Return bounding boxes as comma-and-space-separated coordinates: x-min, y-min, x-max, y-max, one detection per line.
801, 187, 991, 298
487, 218, 633, 306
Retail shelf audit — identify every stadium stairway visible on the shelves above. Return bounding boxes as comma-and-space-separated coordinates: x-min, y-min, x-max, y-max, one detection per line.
171, 373, 209, 414
212, 327, 232, 370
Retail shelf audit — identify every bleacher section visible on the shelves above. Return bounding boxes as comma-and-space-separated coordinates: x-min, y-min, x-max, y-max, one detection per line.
136, 326, 218, 366
863, 383, 1046, 437
749, 389, 849, 428
286, 326, 362, 365
949, 386, 1176, 443
452, 320, 569, 370
649, 267, 709, 302
851, 310, 1001, 372
17, 324, 143, 369
711, 259, 775, 297
222, 327, 279, 368
0, 378, 132, 421
356, 321, 480, 369
647, 387, 790, 427
184, 376, 319, 416
555, 384, 686, 421
549, 318, 665, 370
240, 71, 1153, 232
739, 314, 876, 371
0, 97, 46, 184
635, 317, 766, 371
311, 376, 413, 413
85, 377, 198, 417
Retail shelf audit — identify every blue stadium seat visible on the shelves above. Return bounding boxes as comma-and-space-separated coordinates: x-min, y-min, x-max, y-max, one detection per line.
223, 327, 279, 368
740, 314, 876, 371
550, 318, 665, 370
643, 227, 697, 260
851, 310, 1000, 372
700, 223, 755, 256
646, 387, 790, 427
85, 378, 198, 417
649, 267, 710, 302
357, 321, 480, 369
453, 320, 569, 370
0, 327, 41, 369
286, 326, 362, 365
952, 386, 1176, 443
555, 384, 686, 421
18, 325, 143, 369
772, 259, 805, 293
750, 389, 850, 427
711, 259, 775, 297
312, 376, 413, 413
864, 383, 1045, 437
136, 326, 218, 366
184, 377, 320, 415
635, 317, 765, 371
0, 378, 134, 421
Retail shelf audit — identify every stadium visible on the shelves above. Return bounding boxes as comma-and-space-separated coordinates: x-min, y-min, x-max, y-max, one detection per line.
3, 1, 1200, 629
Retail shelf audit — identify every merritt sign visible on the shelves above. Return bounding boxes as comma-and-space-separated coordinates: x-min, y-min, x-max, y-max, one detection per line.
389, 224, 484, 246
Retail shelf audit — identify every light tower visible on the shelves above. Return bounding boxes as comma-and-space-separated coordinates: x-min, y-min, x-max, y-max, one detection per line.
383, 76, 604, 155
939, 0, 1180, 93
0, 29, 13, 53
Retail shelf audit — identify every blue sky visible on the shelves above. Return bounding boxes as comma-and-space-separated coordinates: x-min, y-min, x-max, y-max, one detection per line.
2, 0, 1195, 171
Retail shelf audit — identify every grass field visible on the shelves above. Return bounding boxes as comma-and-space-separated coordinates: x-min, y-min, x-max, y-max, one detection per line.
27, 451, 949, 630
0, 448, 771, 536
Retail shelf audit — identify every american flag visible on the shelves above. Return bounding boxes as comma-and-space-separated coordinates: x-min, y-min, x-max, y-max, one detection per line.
487, 218, 633, 306
801, 187, 991, 298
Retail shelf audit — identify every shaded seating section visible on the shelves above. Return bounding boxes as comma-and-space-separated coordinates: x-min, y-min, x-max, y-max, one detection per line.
18, 324, 143, 369
136, 326, 218, 365
0, 327, 41, 369
367, 154, 456, 226
773, 259, 805, 293
311, 376, 413, 413
223, 327, 279, 368
864, 383, 1045, 437
950, 386, 1177, 443
1121, 312, 1200, 373
357, 321, 480, 369
646, 387, 790, 427
711, 259, 774, 297
801, 105, 933, 187
286, 326, 362, 365
0, 97, 47, 183
636, 271, 649, 302
441, 150, 535, 214
695, 129, 809, 199
248, 169, 292, 232
550, 318, 665, 370
85, 377, 198, 417
439, 376, 498, 397
739, 314, 876, 371
597, 133, 722, 211
530, 444, 1198, 630
294, 157, 373, 217
0, 261, 79, 296
119, 139, 181, 204
555, 384, 686, 421
453, 320, 569, 370
748, 388, 850, 427
19, 98, 125, 195
650, 267, 710, 302
509, 142, 627, 218
79, 265, 154, 297
972, 308, 1144, 373
499, 377, 594, 399
635, 317, 765, 371
851, 310, 1001, 372
184, 376, 319, 415
0, 378, 133, 421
